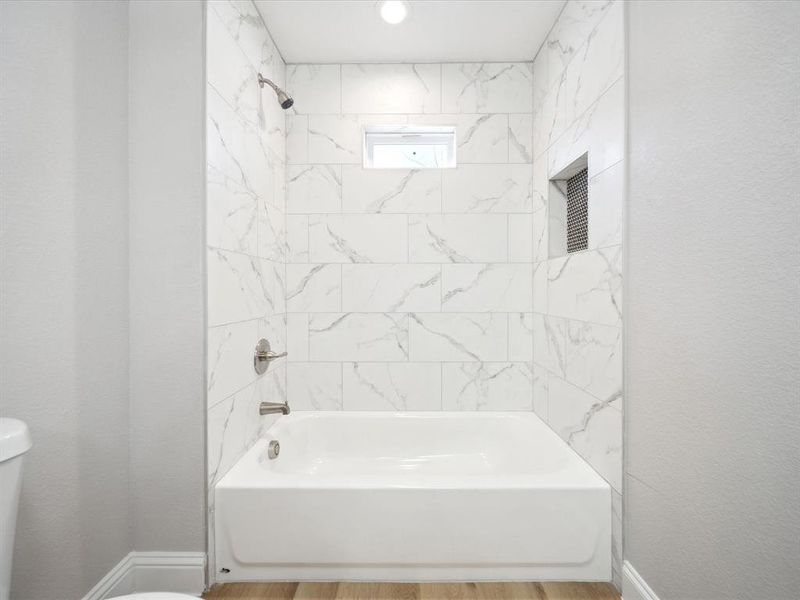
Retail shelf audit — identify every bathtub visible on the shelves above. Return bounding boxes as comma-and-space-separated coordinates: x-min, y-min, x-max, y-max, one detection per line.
214, 412, 611, 582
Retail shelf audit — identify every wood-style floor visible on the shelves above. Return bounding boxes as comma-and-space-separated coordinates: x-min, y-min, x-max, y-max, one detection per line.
203, 582, 620, 600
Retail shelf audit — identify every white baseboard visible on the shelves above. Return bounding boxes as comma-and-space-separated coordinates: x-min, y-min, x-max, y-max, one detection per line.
622, 561, 660, 600
82, 551, 206, 600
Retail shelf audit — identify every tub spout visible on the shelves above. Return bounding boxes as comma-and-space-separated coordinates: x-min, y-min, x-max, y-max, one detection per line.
259, 401, 290, 416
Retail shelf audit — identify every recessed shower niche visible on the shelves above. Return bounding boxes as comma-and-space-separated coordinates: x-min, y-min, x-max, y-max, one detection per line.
549, 153, 589, 258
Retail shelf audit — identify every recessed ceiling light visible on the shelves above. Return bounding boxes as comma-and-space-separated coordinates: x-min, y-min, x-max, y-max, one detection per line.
378, 0, 409, 25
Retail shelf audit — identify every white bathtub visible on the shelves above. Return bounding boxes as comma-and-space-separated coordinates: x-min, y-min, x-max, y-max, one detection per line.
214, 412, 611, 582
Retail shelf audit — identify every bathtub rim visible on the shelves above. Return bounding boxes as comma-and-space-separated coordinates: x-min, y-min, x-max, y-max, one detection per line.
216, 410, 612, 492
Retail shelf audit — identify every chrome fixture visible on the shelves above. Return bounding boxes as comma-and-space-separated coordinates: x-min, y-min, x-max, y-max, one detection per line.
267, 440, 280, 460
260, 401, 290, 416
254, 338, 287, 375
258, 73, 294, 109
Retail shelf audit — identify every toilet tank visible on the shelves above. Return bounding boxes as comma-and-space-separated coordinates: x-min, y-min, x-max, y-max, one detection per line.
0, 419, 32, 600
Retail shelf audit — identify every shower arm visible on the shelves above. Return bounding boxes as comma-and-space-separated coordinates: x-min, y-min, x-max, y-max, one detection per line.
258, 73, 278, 92
257, 73, 294, 110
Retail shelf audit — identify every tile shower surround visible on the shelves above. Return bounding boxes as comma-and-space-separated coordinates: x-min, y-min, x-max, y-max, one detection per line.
205, 0, 287, 582
284, 62, 536, 415
205, 0, 624, 588
531, 0, 625, 586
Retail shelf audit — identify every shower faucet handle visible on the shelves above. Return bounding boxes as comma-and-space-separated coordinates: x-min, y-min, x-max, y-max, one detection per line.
254, 338, 287, 375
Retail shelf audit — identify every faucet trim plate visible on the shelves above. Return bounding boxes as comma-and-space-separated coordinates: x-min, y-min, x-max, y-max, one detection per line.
254, 338, 287, 375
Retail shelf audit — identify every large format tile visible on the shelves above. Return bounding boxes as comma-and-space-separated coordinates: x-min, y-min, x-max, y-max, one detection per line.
207, 319, 259, 409
286, 64, 341, 114
509, 114, 534, 163
508, 313, 533, 362
207, 248, 275, 326
342, 64, 441, 114
341, 264, 441, 312
258, 191, 286, 262
563, 0, 624, 125
409, 214, 507, 263
286, 114, 308, 164
543, 0, 614, 91
565, 319, 622, 401
532, 363, 549, 421
548, 79, 624, 178
209, 0, 280, 83
532, 313, 567, 377
207, 87, 268, 254
442, 362, 533, 410
442, 63, 533, 114
408, 313, 507, 362
309, 313, 409, 361
343, 362, 442, 411
287, 362, 342, 410
342, 167, 442, 214
206, 8, 259, 127
532, 40, 550, 109
454, 114, 509, 164
286, 214, 309, 263
207, 374, 282, 486
588, 160, 624, 249
532, 204, 549, 265
532, 261, 548, 313
308, 115, 361, 164
508, 214, 533, 263
414, 113, 509, 163
309, 214, 408, 263
532, 156, 549, 214
532, 74, 567, 159
441, 264, 532, 312
286, 264, 342, 312
547, 245, 622, 327
287, 165, 342, 213
547, 375, 622, 491
286, 313, 309, 361
442, 164, 532, 213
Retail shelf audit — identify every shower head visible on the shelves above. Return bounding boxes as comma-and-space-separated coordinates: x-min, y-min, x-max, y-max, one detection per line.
258, 73, 294, 110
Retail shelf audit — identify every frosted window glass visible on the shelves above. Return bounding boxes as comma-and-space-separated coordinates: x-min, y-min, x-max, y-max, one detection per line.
364, 126, 456, 169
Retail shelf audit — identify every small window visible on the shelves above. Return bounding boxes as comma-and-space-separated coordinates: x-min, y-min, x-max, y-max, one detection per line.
363, 125, 456, 169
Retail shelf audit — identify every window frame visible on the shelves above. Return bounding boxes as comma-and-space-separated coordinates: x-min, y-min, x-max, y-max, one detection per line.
363, 125, 457, 170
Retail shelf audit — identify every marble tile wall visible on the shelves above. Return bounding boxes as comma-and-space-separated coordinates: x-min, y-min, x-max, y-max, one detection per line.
531, 0, 625, 587
205, 0, 287, 582
283, 61, 535, 414
203, 0, 623, 587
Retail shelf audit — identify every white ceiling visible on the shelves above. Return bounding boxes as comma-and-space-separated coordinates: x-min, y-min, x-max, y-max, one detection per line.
255, 1, 565, 64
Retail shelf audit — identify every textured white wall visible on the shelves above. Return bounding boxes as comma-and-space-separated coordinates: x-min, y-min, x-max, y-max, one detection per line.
626, 1, 800, 598
0, 2, 131, 598
129, 0, 207, 552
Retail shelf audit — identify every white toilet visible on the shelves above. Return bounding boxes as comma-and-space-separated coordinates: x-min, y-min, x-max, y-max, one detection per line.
0, 420, 197, 600
0, 418, 32, 600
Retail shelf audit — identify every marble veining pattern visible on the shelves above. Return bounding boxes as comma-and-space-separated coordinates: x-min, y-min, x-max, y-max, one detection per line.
341, 64, 442, 114
206, 0, 287, 582
442, 63, 533, 114
206, 4, 625, 583
309, 313, 409, 361
531, 1, 625, 583
343, 362, 442, 411
283, 59, 535, 422
442, 362, 534, 411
